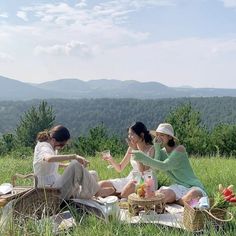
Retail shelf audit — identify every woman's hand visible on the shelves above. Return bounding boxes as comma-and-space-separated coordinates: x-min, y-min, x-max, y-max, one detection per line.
131, 150, 146, 162
153, 136, 162, 144
59, 162, 70, 168
101, 154, 113, 162
125, 138, 137, 150
75, 155, 90, 167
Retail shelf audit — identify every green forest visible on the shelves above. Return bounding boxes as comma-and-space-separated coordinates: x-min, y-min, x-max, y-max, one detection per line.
1, 97, 236, 137
1, 97, 236, 157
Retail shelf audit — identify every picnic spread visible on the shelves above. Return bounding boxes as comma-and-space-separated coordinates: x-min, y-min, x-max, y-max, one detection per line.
0, 175, 235, 233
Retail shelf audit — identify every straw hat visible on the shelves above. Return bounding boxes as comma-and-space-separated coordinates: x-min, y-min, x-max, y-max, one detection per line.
150, 123, 178, 141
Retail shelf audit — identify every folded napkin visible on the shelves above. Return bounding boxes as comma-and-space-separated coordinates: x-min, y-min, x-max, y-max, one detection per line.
0, 183, 13, 195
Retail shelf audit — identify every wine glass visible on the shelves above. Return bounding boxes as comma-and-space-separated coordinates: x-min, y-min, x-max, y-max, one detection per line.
101, 150, 113, 169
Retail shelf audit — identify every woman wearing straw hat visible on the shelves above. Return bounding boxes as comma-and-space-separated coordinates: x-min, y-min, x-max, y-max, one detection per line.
132, 123, 207, 205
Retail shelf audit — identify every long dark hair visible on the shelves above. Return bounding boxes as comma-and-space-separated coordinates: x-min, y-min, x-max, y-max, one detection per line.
167, 138, 176, 147
129, 121, 153, 145
37, 125, 70, 142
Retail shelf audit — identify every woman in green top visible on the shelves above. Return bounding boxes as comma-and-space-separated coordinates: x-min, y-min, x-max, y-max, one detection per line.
132, 123, 207, 205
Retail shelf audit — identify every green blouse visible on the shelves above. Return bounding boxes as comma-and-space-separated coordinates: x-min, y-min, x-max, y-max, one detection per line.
133, 143, 205, 190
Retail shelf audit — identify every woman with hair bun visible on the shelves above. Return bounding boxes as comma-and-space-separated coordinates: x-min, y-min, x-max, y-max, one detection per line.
99, 121, 157, 198
33, 125, 113, 200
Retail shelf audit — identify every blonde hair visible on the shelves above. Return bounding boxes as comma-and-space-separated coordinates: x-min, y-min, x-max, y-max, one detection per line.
37, 130, 50, 142
36, 125, 70, 142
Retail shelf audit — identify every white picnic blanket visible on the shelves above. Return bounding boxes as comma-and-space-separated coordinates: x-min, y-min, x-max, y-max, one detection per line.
120, 204, 185, 229
72, 198, 186, 229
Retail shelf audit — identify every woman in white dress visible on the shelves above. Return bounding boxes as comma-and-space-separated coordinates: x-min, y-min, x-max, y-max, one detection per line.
33, 125, 113, 200
99, 122, 157, 198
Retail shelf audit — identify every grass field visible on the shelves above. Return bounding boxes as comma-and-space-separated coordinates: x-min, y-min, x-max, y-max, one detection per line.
0, 155, 236, 235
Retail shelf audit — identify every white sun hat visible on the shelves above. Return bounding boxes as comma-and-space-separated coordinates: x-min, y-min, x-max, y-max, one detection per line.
150, 123, 178, 141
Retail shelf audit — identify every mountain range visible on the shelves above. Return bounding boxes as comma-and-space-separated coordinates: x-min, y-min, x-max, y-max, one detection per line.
1, 75, 236, 100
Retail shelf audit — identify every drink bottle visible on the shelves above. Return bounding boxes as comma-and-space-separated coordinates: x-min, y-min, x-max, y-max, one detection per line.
145, 175, 155, 198
198, 196, 209, 209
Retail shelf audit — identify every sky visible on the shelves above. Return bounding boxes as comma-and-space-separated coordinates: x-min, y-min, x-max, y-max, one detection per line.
0, 0, 236, 88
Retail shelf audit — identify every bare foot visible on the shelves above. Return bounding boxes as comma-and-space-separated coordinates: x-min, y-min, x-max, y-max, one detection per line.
95, 187, 116, 197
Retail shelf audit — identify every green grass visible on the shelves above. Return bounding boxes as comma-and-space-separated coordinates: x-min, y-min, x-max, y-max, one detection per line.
0, 155, 236, 235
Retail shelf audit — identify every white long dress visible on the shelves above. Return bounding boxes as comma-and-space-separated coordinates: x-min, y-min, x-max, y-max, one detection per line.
108, 147, 157, 193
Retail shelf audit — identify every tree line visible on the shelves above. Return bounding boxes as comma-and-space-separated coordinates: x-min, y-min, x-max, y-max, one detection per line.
1, 101, 236, 157
1, 97, 236, 138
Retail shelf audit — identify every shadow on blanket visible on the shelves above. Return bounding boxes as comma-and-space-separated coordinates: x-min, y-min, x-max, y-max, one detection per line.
60, 198, 107, 221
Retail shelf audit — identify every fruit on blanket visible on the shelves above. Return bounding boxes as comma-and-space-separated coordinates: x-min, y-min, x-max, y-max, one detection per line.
229, 197, 236, 202
222, 188, 233, 197
137, 188, 145, 198
224, 194, 235, 201
136, 183, 145, 198
214, 183, 236, 208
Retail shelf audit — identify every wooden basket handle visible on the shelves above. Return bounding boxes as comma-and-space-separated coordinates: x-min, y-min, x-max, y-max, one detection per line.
11, 173, 38, 188
203, 208, 234, 222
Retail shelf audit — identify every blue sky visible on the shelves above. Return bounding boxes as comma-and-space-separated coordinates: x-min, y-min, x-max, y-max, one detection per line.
0, 0, 236, 88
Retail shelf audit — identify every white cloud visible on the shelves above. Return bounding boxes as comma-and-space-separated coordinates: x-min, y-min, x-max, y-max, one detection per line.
220, 0, 236, 7
75, 0, 87, 8
16, 1, 175, 28
0, 12, 8, 18
4, 1, 150, 53
16, 11, 28, 21
211, 39, 236, 54
34, 40, 93, 57
129, 0, 176, 8
0, 52, 13, 62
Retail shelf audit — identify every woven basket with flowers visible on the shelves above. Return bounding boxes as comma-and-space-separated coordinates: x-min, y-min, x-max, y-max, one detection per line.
183, 184, 234, 232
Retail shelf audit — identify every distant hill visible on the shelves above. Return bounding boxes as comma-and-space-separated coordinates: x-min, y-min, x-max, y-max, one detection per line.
0, 75, 61, 100
1, 75, 236, 100
35, 78, 175, 99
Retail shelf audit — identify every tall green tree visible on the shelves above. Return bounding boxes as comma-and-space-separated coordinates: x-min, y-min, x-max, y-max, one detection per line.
166, 104, 209, 155
70, 124, 126, 156
15, 101, 55, 148
210, 124, 236, 156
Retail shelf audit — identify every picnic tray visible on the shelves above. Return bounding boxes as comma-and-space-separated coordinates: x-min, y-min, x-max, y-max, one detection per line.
0, 173, 61, 219
128, 193, 165, 216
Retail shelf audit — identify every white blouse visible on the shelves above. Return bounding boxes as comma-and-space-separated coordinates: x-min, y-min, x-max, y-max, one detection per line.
33, 141, 60, 187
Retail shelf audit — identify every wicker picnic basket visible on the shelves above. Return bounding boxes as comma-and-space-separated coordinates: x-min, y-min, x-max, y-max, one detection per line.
183, 199, 234, 231
0, 173, 38, 208
10, 173, 61, 220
